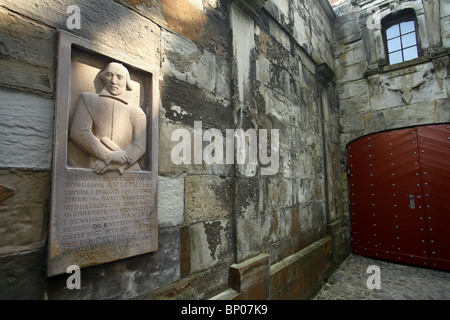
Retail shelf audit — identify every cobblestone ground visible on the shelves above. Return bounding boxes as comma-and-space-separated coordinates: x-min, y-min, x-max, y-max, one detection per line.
313, 254, 450, 300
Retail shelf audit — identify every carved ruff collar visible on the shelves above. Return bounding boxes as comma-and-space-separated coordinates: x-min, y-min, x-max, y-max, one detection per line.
98, 88, 131, 105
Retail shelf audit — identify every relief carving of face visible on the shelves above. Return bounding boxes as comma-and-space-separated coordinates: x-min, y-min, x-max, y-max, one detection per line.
100, 62, 132, 96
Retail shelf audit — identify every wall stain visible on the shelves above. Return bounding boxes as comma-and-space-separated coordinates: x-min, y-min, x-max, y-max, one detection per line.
123, 0, 207, 40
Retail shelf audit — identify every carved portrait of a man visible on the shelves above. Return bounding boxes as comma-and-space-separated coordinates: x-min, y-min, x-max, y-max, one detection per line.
69, 62, 147, 174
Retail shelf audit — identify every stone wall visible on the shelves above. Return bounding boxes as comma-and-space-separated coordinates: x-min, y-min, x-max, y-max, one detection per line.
0, 0, 349, 300
332, 0, 450, 150
226, 0, 350, 296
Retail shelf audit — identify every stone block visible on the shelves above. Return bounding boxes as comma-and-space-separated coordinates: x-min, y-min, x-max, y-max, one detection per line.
119, 0, 206, 40
123, 227, 181, 298
189, 219, 232, 274
209, 288, 241, 300
441, 0, 450, 18
0, 88, 54, 169
160, 76, 233, 132
336, 60, 368, 84
384, 101, 438, 129
340, 113, 366, 133
293, 8, 310, 49
162, 29, 227, 95
260, 85, 297, 124
158, 121, 231, 176
423, 0, 442, 47
267, 178, 293, 208
0, 249, 46, 299
338, 78, 369, 100
436, 98, 450, 122
185, 175, 233, 223
334, 12, 361, 44
234, 178, 261, 262
229, 253, 270, 292
180, 226, 190, 277
256, 53, 271, 86
158, 175, 184, 227
0, 7, 56, 93
366, 112, 387, 135
0, 170, 50, 255
293, 179, 313, 204
2, 0, 161, 66
159, 121, 193, 174
231, 3, 255, 105
339, 94, 370, 116
260, 208, 282, 245
269, 259, 290, 295
268, 18, 291, 53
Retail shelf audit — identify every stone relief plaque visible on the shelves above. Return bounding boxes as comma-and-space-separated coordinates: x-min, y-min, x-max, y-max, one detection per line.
48, 31, 159, 276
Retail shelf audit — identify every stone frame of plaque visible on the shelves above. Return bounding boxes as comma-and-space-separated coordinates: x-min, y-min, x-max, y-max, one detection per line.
47, 30, 159, 277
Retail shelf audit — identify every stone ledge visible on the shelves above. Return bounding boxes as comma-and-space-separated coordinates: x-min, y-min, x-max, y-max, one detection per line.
136, 262, 229, 300
209, 288, 240, 300
365, 48, 450, 77
229, 253, 270, 293
269, 237, 332, 300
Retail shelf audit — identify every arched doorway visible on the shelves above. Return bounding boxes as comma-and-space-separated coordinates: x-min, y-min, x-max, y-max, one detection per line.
347, 123, 450, 271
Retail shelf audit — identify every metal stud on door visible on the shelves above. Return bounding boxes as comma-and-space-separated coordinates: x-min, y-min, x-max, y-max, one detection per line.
348, 124, 450, 271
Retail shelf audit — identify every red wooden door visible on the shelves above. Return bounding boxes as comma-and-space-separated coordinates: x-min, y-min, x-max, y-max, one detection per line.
417, 125, 450, 270
347, 124, 450, 271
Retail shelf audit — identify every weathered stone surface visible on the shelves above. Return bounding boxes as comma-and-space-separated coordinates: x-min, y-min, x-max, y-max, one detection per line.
0, 249, 46, 299
161, 29, 229, 98
442, 15, 450, 47
2, 0, 161, 66
256, 53, 271, 86
158, 121, 232, 176
423, 0, 442, 48
338, 78, 369, 100
234, 178, 261, 262
231, 3, 255, 106
269, 237, 332, 300
120, 0, 207, 40
0, 7, 56, 93
336, 60, 368, 84
46, 227, 180, 299
260, 84, 299, 124
189, 219, 232, 273
185, 175, 233, 223
159, 121, 193, 174
160, 76, 232, 131
436, 98, 450, 122
229, 253, 270, 292
334, 12, 362, 44
260, 207, 282, 245
0, 88, 54, 169
137, 261, 230, 300
340, 113, 366, 133
158, 175, 184, 227
0, 170, 50, 256
266, 178, 293, 208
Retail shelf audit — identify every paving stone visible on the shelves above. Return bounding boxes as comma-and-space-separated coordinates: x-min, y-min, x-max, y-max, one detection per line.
313, 254, 450, 300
